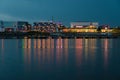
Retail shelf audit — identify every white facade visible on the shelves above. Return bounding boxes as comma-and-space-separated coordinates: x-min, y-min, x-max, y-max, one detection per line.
71, 22, 99, 28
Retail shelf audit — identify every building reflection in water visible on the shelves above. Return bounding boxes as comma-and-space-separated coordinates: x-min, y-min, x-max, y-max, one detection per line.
42, 39, 45, 48
23, 38, 31, 48
23, 38, 32, 71
84, 39, 89, 61
25, 38, 55, 67
46, 38, 50, 48
0, 39, 4, 49
34, 39, 37, 48
0, 39, 4, 64
103, 39, 109, 68
89, 39, 96, 62
2, 39, 4, 49
56, 38, 63, 48
63, 39, 68, 64
84, 39, 97, 64
51, 39, 54, 48
56, 38, 63, 65
38, 39, 41, 48
75, 39, 83, 66
20, 38, 112, 70
20, 38, 100, 68
68, 39, 75, 48
33, 39, 37, 66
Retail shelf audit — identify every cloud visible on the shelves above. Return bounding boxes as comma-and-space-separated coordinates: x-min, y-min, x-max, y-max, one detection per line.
0, 13, 25, 21
0, 0, 120, 26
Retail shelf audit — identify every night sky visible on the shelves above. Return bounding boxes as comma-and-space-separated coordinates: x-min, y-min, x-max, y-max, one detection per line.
0, 0, 120, 26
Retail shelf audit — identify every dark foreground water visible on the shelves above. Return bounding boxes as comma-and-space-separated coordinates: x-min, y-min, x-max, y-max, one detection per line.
0, 38, 120, 80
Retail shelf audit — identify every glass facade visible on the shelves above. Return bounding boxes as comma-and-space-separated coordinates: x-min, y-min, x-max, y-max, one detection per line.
17, 21, 28, 30
3, 21, 16, 28
0, 21, 28, 29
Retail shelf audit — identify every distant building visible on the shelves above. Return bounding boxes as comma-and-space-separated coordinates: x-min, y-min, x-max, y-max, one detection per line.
33, 21, 57, 32
0, 21, 4, 32
62, 23, 112, 33
62, 21, 100, 33
98, 25, 112, 32
71, 22, 99, 28
0, 21, 29, 32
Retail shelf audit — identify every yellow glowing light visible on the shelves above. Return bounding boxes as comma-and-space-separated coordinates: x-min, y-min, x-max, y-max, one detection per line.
85, 29, 88, 32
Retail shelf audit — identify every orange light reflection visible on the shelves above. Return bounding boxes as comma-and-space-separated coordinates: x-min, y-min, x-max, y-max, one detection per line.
63, 39, 68, 64
75, 39, 83, 66
104, 39, 109, 68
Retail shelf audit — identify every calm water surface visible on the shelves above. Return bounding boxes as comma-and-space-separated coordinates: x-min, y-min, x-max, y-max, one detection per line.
0, 38, 120, 80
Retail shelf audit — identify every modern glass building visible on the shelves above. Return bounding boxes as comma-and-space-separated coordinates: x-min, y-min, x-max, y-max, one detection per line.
0, 21, 29, 31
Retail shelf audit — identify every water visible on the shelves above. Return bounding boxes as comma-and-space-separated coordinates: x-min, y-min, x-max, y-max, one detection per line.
0, 38, 120, 80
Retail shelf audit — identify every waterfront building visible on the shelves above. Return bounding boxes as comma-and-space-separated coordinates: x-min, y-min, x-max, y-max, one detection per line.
71, 22, 99, 28
98, 25, 112, 32
62, 22, 99, 33
62, 22, 112, 33
62, 27, 112, 33
62, 28, 97, 33
33, 21, 57, 32
0, 21, 29, 32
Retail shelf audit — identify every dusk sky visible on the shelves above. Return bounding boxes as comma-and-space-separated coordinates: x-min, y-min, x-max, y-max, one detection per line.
0, 0, 120, 26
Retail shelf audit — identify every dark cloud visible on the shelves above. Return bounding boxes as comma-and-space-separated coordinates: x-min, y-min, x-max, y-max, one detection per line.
0, 0, 120, 26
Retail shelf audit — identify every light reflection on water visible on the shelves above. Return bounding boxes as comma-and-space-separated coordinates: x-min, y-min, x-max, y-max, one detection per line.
0, 38, 114, 66
0, 38, 120, 79
18, 38, 112, 68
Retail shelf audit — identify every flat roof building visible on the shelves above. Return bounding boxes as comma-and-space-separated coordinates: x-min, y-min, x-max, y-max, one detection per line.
0, 21, 29, 31
71, 22, 99, 28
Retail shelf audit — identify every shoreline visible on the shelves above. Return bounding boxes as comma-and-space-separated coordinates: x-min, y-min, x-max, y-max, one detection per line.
0, 32, 119, 39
